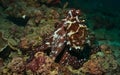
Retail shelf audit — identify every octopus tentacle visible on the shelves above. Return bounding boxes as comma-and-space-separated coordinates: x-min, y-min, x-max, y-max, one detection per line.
50, 26, 67, 58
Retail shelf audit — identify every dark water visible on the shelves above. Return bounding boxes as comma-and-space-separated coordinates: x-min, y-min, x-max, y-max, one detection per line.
62, 0, 120, 11
60, 0, 120, 30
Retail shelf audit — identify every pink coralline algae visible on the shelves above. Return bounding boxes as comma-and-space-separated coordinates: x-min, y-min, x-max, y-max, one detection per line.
26, 52, 53, 74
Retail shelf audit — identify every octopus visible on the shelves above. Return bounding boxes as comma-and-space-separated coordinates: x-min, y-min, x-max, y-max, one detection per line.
31, 9, 100, 69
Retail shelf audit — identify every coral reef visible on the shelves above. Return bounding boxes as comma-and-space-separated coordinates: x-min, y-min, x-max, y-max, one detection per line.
0, 0, 120, 75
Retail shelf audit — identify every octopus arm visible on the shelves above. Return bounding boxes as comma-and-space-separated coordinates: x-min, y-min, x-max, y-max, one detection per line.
50, 26, 66, 58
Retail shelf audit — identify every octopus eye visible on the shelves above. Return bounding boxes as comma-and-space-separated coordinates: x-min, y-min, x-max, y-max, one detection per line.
76, 10, 81, 15
71, 9, 74, 12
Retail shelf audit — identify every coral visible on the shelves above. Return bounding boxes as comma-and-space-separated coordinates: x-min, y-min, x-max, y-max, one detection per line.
17, 5, 61, 51
34, 10, 43, 24
7, 26, 24, 51
81, 49, 118, 75
7, 57, 25, 73
50, 63, 72, 75
45, 9, 60, 19
0, 32, 8, 52
1, 0, 40, 17
102, 55, 118, 72
2, 0, 62, 19
112, 46, 120, 65
19, 22, 55, 50
19, 37, 30, 50
26, 52, 72, 74
26, 52, 53, 74
23, 0, 40, 7
1, 1, 62, 53
100, 44, 112, 54
82, 59, 104, 75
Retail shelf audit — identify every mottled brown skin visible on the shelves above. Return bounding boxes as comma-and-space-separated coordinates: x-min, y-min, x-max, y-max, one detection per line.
31, 9, 99, 69
67, 24, 87, 48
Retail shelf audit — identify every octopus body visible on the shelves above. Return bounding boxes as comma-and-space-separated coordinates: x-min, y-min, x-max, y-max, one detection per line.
34, 9, 100, 69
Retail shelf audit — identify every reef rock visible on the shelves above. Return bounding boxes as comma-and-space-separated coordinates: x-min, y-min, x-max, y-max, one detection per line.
0, 32, 8, 52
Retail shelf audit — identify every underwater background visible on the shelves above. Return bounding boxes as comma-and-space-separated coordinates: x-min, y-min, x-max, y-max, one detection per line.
0, 0, 120, 75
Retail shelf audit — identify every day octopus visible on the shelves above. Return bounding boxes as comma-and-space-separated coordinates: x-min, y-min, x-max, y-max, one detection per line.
32, 9, 100, 69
